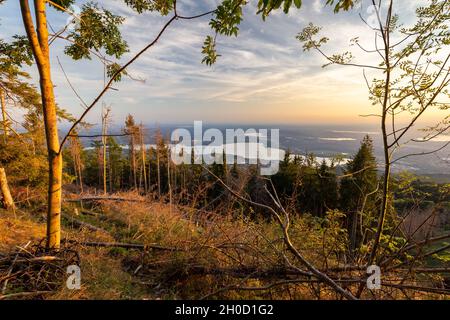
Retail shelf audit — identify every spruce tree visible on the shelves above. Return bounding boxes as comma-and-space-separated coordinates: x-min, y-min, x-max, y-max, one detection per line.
317, 160, 339, 217
340, 135, 378, 252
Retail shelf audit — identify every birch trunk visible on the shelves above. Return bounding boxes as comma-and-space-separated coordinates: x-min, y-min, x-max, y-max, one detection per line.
20, 0, 62, 249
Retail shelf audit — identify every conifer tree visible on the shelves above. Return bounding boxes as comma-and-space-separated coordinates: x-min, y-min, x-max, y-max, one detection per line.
317, 160, 338, 217
340, 135, 378, 252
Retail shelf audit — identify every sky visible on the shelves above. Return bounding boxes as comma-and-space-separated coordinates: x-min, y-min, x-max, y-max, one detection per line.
0, 0, 447, 128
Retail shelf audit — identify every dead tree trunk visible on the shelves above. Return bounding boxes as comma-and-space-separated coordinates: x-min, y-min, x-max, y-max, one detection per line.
77, 152, 84, 193
101, 106, 110, 195
0, 168, 14, 211
69, 135, 84, 193
131, 134, 137, 190
148, 148, 152, 193
167, 148, 172, 210
157, 144, 161, 197
140, 124, 148, 193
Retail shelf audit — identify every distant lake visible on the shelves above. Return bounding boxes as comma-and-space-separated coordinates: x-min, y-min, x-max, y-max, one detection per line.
76, 123, 450, 176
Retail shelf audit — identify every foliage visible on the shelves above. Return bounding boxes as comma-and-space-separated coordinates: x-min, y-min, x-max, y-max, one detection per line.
0, 36, 33, 70
201, 36, 220, 66
124, 0, 174, 15
106, 63, 128, 82
202, 0, 357, 64
340, 135, 379, 250
257, 0, 355, 18
64, 2, 128, 60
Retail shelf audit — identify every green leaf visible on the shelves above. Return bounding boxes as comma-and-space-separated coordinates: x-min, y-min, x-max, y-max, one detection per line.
64, 3, 128, 60
293, 0, 302, 9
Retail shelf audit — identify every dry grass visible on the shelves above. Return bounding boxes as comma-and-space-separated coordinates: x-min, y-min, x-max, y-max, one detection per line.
1, 192, 448, 300
0, 205, 147, 300
48, 247, 149, 300
90, 197, 347, 299
0, 210, 46, 251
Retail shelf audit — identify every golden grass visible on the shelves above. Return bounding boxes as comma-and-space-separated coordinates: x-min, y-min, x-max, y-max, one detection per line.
0, 205, 148, 300
91, 198, 332, 299
48, 247, 149, 300
1, 193, 447, 300
0, 210, 46, 251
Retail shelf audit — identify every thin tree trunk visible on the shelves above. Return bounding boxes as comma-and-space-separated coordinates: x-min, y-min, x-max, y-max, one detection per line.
101, 107, 109, 195
173, 160, 177, 193
157, 145, 161, 197
138, 162, 143, 190
20, 0, 62, 249
131, 135, 137, 190
109, 146, 113, 193
72, 154, 78, 187
356, 1, 394, 298
167, 148, 172, 211
148, 148, 152, 192
0, 168, 14, 211
0, 89, 8, 142
97, 147, 102, 186
77, 152, 84, 193
102, 143, 107, 194
350, 210, 358, 253
368, 1, 393, 266
140, 125, 147, 193
69, 135, 83, 192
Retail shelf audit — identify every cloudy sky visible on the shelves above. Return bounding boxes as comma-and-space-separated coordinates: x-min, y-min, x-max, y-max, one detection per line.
0, 0, 445, 127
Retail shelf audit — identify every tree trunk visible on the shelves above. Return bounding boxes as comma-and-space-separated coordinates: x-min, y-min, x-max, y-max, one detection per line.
109, 146, 113, 193
102, 140, 107, 195
77, 152, 84, 193
167, 148, 172, 210
69, 135, 83, 191
148, 148, 152, 192
131, 135, 137, 190
20, 0, 62, 249
157, 146, 161, 197
0, 88, 8, 142
0, 168, 14, 211
350, 210, 358, 253
140, 125, 147, 193
102, 109, 108, 195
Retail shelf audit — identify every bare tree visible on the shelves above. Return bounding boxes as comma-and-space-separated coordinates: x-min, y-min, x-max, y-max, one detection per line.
139, 124, 148, 193
101, 106, 111, 195
298, 0, 449, 265
68, 132, 84, 193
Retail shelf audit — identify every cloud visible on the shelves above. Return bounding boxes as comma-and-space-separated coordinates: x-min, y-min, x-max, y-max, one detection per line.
1, 0, 445, 126
312, 0, 323, 13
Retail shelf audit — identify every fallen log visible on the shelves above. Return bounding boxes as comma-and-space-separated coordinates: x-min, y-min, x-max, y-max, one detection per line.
65, 197, 146, 203
202, 279, 450, 299
0, 291, 52, 300
404, 233, 450, 252
63, 240, 182, 252
408, 268, 450, 274
80, 209, 101, 217
149, 265, 314, 278
62, 214, 107, 233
